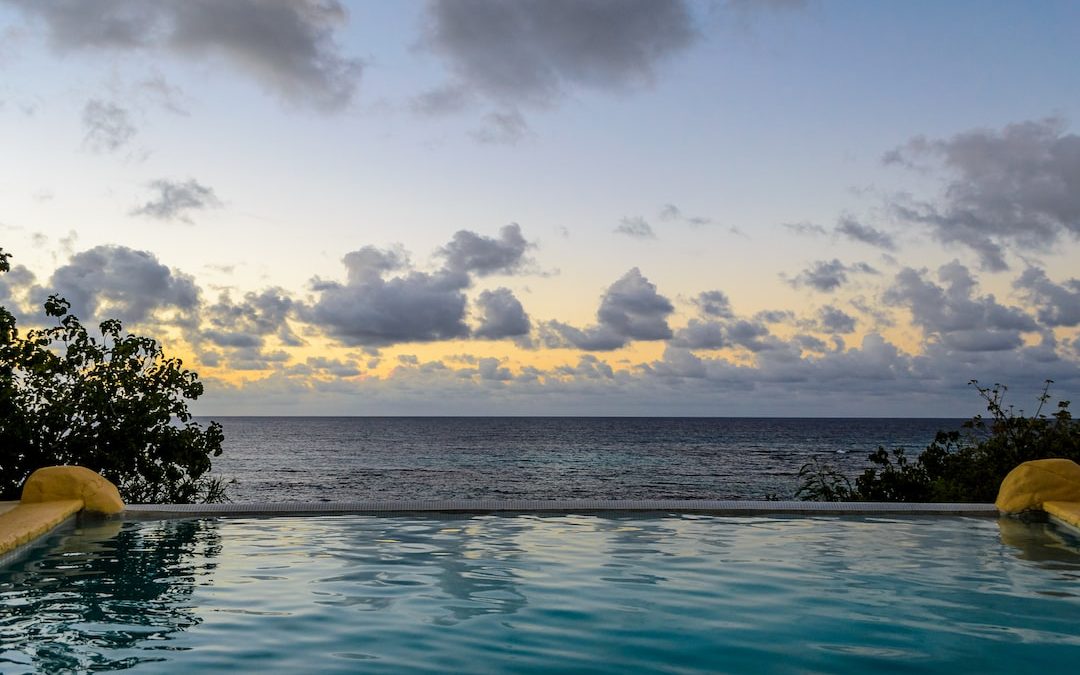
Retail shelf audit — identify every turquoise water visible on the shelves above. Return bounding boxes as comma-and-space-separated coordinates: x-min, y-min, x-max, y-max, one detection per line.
3, 515, 1080, 673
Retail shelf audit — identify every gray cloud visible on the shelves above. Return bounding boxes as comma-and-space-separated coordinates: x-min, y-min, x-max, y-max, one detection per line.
659, 203, 711, 227
818, 305, 856, 334
422, 0, 697, 106
885, 261, 1038, 352
439, 223, 532, 278
693, 290, 733, 318
470, 108, 530, 144
202, 287, 300, 350
614, 216, 656, 239
41, 245, 198, 324
546, 267, 673, 350
81, 99, 135, 152
477, 357, 513, 381
787, 259, 878, 293
307, 252, 469, 347
411, 83, 473, 116
782, 221, 827, 237
307, 225, 532, 347
132, 178, 222, 223
5, 0, 361, 111
885, 118, 1080, 270
474, 287, 531, 340
1014, 267, 1080, 327
835, 216, 896, 252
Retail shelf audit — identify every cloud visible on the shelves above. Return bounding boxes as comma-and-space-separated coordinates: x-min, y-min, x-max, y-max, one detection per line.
474, 287, 531, 339
885, 261, 1038, 352
131, 178, 222, 223
659, 203, 711, 227
411, 83, 473, 116
614, 216, 656, 239
1014, 267, 1080, 327
421, 0, 697, 106
835, 216, 897, 252
782, 222, 827, 236
818, 305, 856, 334
470, 108, 530, 144
202, 287, 300, 350
546, 267, 673, 350
306, 225, 532, 347
692, 290, 734, 318
438, 223, 532, 278
885, 118, 1080, 270
81, 99, 136, 152
787, 259, 878, 292
477, 357, 513, 381
40, 245, 198, 324
5, 0, 362, 111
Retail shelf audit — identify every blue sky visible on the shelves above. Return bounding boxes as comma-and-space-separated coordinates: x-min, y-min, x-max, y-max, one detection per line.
1, 0, 1079, 415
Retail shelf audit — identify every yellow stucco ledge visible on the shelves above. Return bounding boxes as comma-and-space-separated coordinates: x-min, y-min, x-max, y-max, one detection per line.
1043, 501, 1080, 531
995, 458, 1080, 513
0, 500, 84, 554
21, 466, 125, 515
0, 467, 125, 558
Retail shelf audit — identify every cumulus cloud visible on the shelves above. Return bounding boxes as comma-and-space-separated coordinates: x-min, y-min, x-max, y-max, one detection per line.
81, 99, 136, 152
546, 267, 673, 350
438, 223, 532, 278
40, 245, 198, 324
202, 287, 300, 350
614, 216, 655, 239
306, 225, 532, 347
692, 290, 734, 318
885, 261, 1038, 352
132, 178, 222, 223
421, 0, 697, 106
787, 259, 878, 293
835, 216, 897, 252
818, 305, 856, 334
5, 0, 362, 111
885, 118, 1080, 270
1014, 267, 1080, 327
474, 287, 531, 340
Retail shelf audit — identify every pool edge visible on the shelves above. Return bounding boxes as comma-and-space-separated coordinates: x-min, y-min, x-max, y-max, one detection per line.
123, 499, 1001, 519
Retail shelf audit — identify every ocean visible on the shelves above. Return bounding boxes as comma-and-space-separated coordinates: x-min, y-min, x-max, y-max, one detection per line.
202, 417, 963, 503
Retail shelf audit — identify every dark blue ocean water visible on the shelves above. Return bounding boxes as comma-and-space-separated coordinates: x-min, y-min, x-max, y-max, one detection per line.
202, 417, 962, 502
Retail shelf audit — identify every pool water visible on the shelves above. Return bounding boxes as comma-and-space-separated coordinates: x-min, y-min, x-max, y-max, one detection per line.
2, 514, 1080, 673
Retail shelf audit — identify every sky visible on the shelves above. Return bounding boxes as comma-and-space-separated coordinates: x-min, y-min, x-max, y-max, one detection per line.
1, 0, 1079, 416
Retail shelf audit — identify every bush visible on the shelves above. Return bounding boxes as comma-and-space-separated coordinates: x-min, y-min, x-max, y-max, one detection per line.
1, 248, 225, 503
797, 380, 1080, 502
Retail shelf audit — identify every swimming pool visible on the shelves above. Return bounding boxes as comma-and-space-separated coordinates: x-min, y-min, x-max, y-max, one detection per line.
3, 514, 1079, 673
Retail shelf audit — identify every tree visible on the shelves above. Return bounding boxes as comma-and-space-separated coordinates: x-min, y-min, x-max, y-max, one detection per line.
1, 247, 225, 503
797, 380, 1080, 502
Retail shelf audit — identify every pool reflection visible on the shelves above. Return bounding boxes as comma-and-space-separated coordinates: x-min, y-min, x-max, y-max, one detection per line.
0, 517, 220, 673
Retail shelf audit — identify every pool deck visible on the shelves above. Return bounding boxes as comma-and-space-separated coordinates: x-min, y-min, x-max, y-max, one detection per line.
124, 499, 1001, 518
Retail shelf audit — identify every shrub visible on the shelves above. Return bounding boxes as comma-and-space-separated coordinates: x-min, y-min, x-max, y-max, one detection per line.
797, 380, 1080, 502
0, 248, 225, 503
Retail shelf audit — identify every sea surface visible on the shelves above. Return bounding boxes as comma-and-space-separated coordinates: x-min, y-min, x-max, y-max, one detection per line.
201, 417, 963, 503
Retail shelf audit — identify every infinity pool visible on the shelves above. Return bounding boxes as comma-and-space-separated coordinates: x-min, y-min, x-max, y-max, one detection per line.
2, 514, 1080, 673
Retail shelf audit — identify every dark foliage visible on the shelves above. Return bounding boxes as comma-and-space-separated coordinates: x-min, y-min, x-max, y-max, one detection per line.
798, 380, 1080, 502
1, 248, 225, 503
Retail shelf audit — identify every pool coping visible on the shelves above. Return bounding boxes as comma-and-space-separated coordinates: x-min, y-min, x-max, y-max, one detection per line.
0, 513, 79, 569
124, 499, 1001, 518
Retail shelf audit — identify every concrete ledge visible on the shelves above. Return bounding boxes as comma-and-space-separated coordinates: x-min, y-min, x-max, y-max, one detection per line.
125, 499, 1000, 518
0, 500, 84, 557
